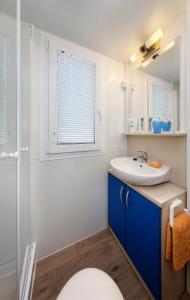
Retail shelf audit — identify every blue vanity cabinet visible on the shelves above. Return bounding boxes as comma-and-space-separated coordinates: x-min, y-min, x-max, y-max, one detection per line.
108, 173, 161, 300
108, 174, 126, 248
125, 189, 161, 300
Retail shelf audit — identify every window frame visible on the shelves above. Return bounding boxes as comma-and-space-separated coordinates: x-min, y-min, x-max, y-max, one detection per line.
41, 33, 103, 158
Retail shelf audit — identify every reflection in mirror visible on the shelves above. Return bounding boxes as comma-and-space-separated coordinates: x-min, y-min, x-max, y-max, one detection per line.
0, 33, 6, 145
0, 2, 17, 299
131, 37, 180, 133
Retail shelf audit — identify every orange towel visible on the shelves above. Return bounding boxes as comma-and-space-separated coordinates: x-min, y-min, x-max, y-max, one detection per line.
165, 212, 190, 271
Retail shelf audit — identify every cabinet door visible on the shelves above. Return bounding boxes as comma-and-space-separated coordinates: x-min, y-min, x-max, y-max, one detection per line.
125, 189, 161, 300
108, 174, 126, 248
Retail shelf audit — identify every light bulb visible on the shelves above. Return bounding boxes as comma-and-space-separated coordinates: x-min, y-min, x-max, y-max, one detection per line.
130, 51, 138, 63
145, 28, 163, 49
142, 57, 153, 68
162, 40, 175, 53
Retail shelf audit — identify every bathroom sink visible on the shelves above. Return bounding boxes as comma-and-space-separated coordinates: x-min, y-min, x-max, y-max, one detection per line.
110, 157, 170, 186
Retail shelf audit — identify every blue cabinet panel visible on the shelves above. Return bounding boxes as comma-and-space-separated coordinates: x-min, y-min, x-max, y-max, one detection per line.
108, 174, 161, 300
108, 174, 126, 248
125, 189, 161, 300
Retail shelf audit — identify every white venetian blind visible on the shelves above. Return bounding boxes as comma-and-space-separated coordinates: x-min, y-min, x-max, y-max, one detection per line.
56, 51, 96, 145
152, 84, 169, 119
0, 34, 6, 145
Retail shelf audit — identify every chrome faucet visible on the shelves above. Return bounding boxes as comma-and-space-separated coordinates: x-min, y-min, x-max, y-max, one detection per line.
135, 151, 148, 163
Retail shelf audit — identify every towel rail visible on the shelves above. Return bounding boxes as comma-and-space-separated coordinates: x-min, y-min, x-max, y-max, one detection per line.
170, 199, 183, 228
169, 199, 190, 228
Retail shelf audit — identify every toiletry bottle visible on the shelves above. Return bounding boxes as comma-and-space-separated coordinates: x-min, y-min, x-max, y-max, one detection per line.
140, 117, 145, 132
128, 119, 136, 133
148, 117, 153, 132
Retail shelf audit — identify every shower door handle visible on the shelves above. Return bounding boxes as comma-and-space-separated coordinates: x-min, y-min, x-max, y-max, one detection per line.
20, 146, 29, 152
0, 146, 29, 160
0, 151, 19, 160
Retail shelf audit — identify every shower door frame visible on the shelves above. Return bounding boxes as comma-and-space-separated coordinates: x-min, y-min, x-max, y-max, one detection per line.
16, 0, 21, 298
16, 1, 36, 298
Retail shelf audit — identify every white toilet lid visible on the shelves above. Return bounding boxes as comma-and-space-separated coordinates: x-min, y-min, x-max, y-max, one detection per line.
56, 268, 124, 300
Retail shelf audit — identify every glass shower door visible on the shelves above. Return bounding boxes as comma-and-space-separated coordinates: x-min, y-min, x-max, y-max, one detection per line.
0, 1, 18, 299
0, 1, 31, 299
19, 16, 31, 299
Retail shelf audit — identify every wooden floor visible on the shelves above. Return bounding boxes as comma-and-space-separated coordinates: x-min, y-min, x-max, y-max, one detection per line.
32, 229, 150, 300
181, 293, 190, 300
32, 229, 190, 300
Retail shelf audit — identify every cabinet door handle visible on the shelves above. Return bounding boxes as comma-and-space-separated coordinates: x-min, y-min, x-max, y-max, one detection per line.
126, 190, 130, 208
120, 186, 124, 203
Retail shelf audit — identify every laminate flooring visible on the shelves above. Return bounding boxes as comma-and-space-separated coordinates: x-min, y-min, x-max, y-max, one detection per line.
32, 228, 189, 300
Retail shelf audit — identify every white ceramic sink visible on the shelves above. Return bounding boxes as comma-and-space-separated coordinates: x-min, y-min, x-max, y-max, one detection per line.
110, 157, 170, 186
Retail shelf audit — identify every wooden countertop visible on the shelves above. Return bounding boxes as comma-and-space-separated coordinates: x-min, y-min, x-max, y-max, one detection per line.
108, 169, 186, 208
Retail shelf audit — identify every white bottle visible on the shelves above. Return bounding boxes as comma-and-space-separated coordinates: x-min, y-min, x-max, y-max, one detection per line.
128, 119, 136, 133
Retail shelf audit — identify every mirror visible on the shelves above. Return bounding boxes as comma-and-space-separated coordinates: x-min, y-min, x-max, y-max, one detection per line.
131, 37, 181, 133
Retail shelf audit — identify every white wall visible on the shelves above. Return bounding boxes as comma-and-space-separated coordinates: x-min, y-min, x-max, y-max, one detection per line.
131, 70, 148, 130
30, 27, 126, 260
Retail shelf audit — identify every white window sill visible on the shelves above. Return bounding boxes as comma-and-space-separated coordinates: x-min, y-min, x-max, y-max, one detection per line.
40, 149, 106, 162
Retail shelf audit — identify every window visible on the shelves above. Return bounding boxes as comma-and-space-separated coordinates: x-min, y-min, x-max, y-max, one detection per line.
152, 84, 169, 119
45, 37, 101, 155
148, 77, 172, 120
0, 34, 6, 146
57, 51, 96, 146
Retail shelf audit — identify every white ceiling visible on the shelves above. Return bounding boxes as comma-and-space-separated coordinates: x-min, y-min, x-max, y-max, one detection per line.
0, 0, 186, 61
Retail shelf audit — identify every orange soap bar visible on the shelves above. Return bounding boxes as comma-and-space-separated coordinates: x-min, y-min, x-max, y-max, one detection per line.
148, 160, 162, 168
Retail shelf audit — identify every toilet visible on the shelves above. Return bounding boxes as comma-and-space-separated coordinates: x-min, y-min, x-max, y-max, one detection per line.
56, 268, 124, 300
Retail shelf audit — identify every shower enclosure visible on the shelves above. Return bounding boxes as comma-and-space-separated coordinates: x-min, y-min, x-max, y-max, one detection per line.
0, 0, 33, 299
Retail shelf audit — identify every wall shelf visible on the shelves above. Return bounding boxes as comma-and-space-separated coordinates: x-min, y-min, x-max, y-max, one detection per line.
123, 132, 187, 137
